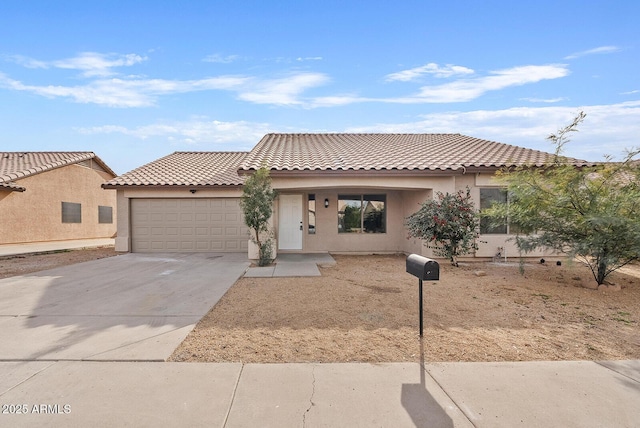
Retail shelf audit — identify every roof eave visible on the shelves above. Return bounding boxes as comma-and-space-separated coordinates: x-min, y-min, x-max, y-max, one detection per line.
0, 184, 26, 192
239, 167, 498, 177
101, 183, 244, 190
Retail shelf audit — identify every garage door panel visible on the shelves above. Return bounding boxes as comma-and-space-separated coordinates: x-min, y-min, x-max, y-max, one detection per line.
181, 241, 195, 250
131, 198, 247, 253
192, 199, 206, 208
225, 226, 240, 236
133, 226, 150, 236
195, 241, 211, 250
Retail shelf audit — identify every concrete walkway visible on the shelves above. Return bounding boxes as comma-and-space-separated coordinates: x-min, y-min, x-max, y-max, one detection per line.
0, 360, 638, 427
0, 238, 115, 257
244, 253, 336, 277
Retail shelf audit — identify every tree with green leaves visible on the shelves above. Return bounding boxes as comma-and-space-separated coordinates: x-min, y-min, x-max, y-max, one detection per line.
240, 166, 277, 266
406, 187, 480, 266
484, 112, 640, 285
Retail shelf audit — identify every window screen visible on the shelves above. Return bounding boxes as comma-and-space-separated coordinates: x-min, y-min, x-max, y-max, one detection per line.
99, 206, 113, 224
62, 202, 81, 223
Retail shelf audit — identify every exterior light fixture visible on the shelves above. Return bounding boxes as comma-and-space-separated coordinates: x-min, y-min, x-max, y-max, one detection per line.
324, 198, 329, 208
190, 189, 196, 194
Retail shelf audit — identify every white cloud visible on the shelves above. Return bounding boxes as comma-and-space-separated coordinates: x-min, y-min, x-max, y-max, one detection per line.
385, 63, 474, 82
296, 57, 323, 62
238, 72, 330, 106
77, 118, 273, 146
345, 101, 640, 161
1, 51, 330, 108
6, 55, 49, 69
0, 73, 249, 107
564, 46, 621, 60
309, 64, 570, 106
407, 64, 570, 103
203, 54, 240, 64
310, 94, 370, 107
7, 52, 147, 77
520, 97, 566, 103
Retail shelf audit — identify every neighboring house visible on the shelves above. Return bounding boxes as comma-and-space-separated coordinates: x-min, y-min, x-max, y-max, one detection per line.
103, 134, 592, 258
0, 152, 117, 245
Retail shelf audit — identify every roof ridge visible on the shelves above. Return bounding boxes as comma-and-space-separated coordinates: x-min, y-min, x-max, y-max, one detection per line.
172, 151, 249, 154
264, 132, 463, 136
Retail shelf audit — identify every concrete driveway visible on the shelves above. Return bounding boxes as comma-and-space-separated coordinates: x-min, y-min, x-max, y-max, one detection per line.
0, 253, 249, 361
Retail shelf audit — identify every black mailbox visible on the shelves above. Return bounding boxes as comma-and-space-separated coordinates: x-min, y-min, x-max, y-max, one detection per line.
406, 254, 439, 281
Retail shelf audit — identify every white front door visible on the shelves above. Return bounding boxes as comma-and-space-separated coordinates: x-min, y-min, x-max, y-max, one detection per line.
278, 194, 303, 250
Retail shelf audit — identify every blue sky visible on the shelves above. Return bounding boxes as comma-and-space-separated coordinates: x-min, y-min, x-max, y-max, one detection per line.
1, 1, 638, 174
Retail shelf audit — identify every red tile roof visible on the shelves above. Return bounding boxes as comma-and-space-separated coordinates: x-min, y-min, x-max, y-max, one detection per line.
102, 152, 246, 188
0, 152, 115, 192
239, 133, 591, 172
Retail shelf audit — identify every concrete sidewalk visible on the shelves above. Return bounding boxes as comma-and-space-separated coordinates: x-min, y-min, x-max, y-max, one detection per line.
0, 360, 638, 427
0, 238, 115, 257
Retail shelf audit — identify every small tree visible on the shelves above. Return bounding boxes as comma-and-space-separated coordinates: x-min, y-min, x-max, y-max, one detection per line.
240, 166, 277, 266
406, 187, 480, 266
484, 112, 640, 285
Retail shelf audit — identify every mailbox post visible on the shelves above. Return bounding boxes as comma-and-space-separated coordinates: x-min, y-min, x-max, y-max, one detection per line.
406, 254, 440, 337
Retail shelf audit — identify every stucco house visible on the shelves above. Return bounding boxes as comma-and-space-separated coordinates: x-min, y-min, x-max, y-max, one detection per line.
0, 152, 117, 245
103, 134, 591, 258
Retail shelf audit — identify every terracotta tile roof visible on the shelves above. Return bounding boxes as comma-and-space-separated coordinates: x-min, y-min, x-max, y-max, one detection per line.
239, 133, 592, 172
0, 181, 26, 192
0, 152, 115, 192
103, 152, 247, 188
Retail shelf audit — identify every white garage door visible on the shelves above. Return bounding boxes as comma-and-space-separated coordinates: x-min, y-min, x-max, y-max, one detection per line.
131, 198, 249, 252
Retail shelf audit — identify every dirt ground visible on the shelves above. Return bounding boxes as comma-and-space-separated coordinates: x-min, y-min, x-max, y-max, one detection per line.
2, 249, 638, 363
170, 255, 640, 363
0, 247, 118, 279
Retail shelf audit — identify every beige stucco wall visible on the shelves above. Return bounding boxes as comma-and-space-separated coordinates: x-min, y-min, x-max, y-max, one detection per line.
288, 171, 550, 258
0, 164, 116, 244
112, 171, 551, 259
275, 174, 458, 255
